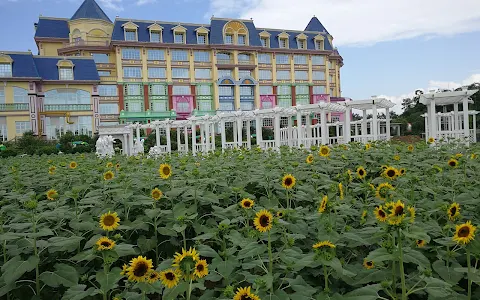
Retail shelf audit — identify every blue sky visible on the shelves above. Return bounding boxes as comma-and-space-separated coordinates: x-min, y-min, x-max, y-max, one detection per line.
1, 0, 480, 112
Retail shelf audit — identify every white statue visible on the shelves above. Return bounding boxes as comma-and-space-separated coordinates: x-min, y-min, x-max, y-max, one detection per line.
148, 145, 166, 159
132, 139, 144, 156
96, 135, 115, 158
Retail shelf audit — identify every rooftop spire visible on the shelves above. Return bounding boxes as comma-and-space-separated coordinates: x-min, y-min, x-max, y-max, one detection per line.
71, 0, 112, 23
305, 16, 328, 34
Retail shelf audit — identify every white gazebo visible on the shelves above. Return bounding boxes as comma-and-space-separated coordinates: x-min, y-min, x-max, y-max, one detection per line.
420, 90, 479, 144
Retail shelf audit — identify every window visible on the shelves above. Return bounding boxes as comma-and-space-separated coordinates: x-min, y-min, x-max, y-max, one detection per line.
329, 74, 334, 83
195, 68, 211, 79
171, 50, 188, 61
176, 102, 190, 113
258, 54, 271, 64
98, 71, 110, 76
329, 61, 334, 69
151, 101, 167, 112
261, 37, 269, 47
277, 85, 291, 95
147, 49, 165, 60
276, 70, 290, 80
294, 55, 307, 65
238, 35, 246, 45
332, 116, 340, 123
194, 51, 210, 62
125, 30, 137, 41
260, 86, 273, 94
122, 48, 141, 60
313, 86, 326, 94
172, 86, 191, 95
13, 87, 28, 103
123, 67, 142, 78
172, 68, 189, 78
239, 70, 252, 78
125, 84, 141, 96
98, 85, 118, 96
238, 54, 251, 63
15, 121, 31, 134
240, 86, 253, 95
225, 34, 233, 44
296, 85, 309, 94
294, 71, 308, 80
218, 69, 232, 78
297, 39, 306, 49
197, 34, 207, 44
59, 68, 73, 80
127, 102, 142, 112
150, 31, 161, 42
99, 103, 119, 114
198, 100, 212, 111
259, 69, 272, 80
315, 40, 324, 50
219, 86, 233, 96
197, 85, 211, 95
100, 122, 120, 126
312, 71, 325, 80
217, 53, 232, 64
312, 55, 324, 65
0, 64, 12, 77
148, 67, 166, 78
150, 84, 167, 95
174, 33, 185, 43
44, 89, 91, 105
0, 87, 4, 103
91, 53, 109, 63
279, 38, 288, 48
276, 54, 289, 64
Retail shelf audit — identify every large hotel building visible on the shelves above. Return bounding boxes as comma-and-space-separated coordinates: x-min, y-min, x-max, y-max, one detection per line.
0, 0, 345, 141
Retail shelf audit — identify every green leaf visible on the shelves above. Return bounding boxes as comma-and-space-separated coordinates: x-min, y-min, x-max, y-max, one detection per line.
339, 284, 382, 300
115, 244, 138, 257
423, 276, 454, 298
158, 227, 177, 236
71, 250, 97, 262
39, 263, 79, 287
285, 275, 316, 297
163, 281, 188, 300
172, 223, 187, 233
403, 226, 431, 243
197, 244, 221, 259
61, 284, 99, 300
354, 269, 390, 285
365, 248, 394, 263
237, 242, 267, 259
432, 260, 463, 285
402, 248, 430, 268
193, 232, 216, 241
0, 278, 15, 297
211, 257, 238, 279
324, 258, 356, 277
1, 255, 39, 285
48, 236, 84, 253
95, 267, 122, 292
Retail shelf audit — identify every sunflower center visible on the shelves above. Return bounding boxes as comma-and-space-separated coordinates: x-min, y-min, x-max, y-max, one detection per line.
359, 170, 364, 176
240, 296, 253, 300
150, 273, 156, 279
259, 215, 270, 227
367, 261, 373, 266
394, 206, 404, 216
278, 212, 283, 217
417, 240, 423, 245
450, 207, 457, 215
133, 262, 149, 277
379, 210, 386, 218
285, 178, 292, 186
100, 241, 111, 247
387, 170, 396, 177
165, 272, 175, 280
153, 191, 161, 198
458, 226, 470, 237
321, 148, 328, 155
244, 201, 251, 207
103, 215, 115, 226
163, 167, 171, 175
196, 264, 204, 272
449, 161, 456, 166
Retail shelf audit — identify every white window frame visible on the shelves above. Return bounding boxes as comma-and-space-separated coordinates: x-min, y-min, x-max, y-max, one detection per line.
125, 29, 137, 41
0, 63, 12, 77
59, 67, 74, 80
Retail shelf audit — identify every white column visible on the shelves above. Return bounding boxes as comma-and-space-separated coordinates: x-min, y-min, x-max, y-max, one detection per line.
287, 116, 293, 147
343, 106, 351, 144
136, 126, 141, 143
221, 120, 227, 151
122, 133, 127, 155
362, 109, 368, 143
386, 108, 391, 141
246, 120, 251, 149
210, 122, 215, 151
274, 113, 281, 151
184, 126, 189, 153
354, 123, 358, 139
424, 115, 428, 142
233, 121, 238, 144
430, 101, 437, 140
204, 122, 210, 152
176, 127, 181, 151
166, 124, 171, 153
255, 117, 262, 147
320, 109, 327, 145
473, 114, 477, 143
372, 104, 378, 141
191, 122, 197, 156
335, 124, 340, 144
463, 97, 470, 144
296, 111, 303, 147
237, 118, 243, 148
156, 125, 161, 147
128, 128, 134, 156
453, 103, 459, 135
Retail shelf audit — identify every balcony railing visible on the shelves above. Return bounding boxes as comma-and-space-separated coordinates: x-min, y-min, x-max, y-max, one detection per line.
0, 103, 29, 111
217, 59, 234, 65
62, 40, 110, 48
238, 59, 255, 65
43, 104, 92, 111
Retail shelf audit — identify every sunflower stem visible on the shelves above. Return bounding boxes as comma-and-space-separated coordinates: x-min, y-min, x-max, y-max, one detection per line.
182, 229, 187, 250
186, 278, 193, 300
268, 230, 273, 295
323, 264, 329, 292
286, 190, 290, 210
397, 229, 407, 300
32, 214, 40, 297
3, 240, 10, 300
467, 248, 472, 300
392, 234, 397, 297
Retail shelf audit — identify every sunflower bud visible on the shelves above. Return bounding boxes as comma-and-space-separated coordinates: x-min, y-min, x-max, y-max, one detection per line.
113, 234, 122, 240
254, 278, 267, 289
24, 200, 38, 210
381, 281, 391, 288
223, 285, 235, 297
287, 238, 295, 247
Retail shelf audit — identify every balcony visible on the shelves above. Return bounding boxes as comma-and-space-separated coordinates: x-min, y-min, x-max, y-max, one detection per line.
43, 104, 92, 111
238, 59, 255, 65
99, 76, 118, 82
0, 103, 29, 111
217, 59, 234, 65
58, 40, 110, 54
120, 109, 177, 120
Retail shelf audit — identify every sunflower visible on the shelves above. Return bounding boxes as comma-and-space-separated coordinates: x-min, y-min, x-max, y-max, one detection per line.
374, 206, 387, 222
240, 198, 254, 209
318, 145, 330, 157
428, 137, 435, 144
365, 143, 371, 150
103, 170, 114, 181
281, 174, 296, 189
254, 209, 273, 233
448, 158, 458, 168
116, 163, 121, 169
99, 211, 120, 231
194, 259, 209, 278
48, 165, 56, 175
408, 206, 415, 223
106, 162, 113, 168
369, 183, 375, 191
347, 169, 353, 182
46, 189, 58, 201
312, 240, 336, 249
388, 200, 406, 225
306, 154, 314, 164
159, 163, 172, 179
363, 259, 374, 269
69, 161, 78, 169
318, 195, 328, 213
407, 144, 414, 152
399, 168, 406, 176
383, 167, 398, 180
121, 264, 129, 275
416, 240, 426, 248
147, 271, 161, 284
127, 256, 153, 282
159, 269, 182, 288
151, 188, 163, 201
356, 166, 367, 179
276, 211, 284, 218
393, 155, 400, 161
233, 286, 260, 300
338, 182, 344, 200
455, 153, 463, 158
375, 182, 394, 201
471, 153, 478, 160
95, 237, 116, 251
173, 247, 200, 278
448, 202, 460, 221
453, 221, 476, 245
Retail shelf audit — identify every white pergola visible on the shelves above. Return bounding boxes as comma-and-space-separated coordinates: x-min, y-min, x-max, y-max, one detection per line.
420, 90, 479, 144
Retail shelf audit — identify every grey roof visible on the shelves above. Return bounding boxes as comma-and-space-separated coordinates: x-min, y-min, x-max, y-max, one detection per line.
71, 0, 112, 23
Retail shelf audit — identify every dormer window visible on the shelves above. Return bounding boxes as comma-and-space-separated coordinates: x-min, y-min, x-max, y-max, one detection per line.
148, 23, 163, 43
315, 40, 324, 50
195, 26, 209, 45
278, 32, 290, 49
0, 54, 13, 77
223, 21, 249, 45
279, 38, 288, 48
172, 25, 187, 44
174, 33, 184, 43
296, 33, 307, 49
225, 34, 233, 44
122, 21, 139, 41
238, 34, 246, 45
57, 59, 74, 80
261, 37, 268, 47
298, 40, 306, 49
259, 30, 271, 48
314, 34, 325, 50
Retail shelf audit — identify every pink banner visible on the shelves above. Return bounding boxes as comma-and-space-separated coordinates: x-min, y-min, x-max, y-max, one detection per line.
173, 95, 193, 119
260, 95, 276, 109
312, 94, 330, 104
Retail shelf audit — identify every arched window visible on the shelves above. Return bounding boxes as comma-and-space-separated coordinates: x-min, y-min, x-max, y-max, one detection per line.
13, 87, 28, 103
223, 21, 249, 45
44, 89, 90, 105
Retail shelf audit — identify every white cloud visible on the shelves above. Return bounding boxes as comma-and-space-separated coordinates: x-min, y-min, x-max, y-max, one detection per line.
207, 0, 480, 46
98, 0, 123, 11
136, 0, 155, 5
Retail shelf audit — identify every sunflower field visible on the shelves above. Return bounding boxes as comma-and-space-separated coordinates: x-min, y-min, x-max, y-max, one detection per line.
0, 141, 480, 300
